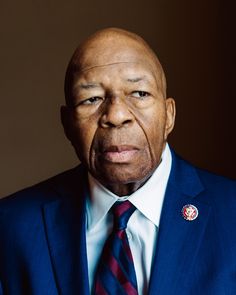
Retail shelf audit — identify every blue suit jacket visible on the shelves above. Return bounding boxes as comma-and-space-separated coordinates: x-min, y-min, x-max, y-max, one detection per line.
1, 150, 236, 295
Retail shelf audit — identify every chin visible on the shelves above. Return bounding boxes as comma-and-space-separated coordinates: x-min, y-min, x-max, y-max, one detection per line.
97, 165, 153, 186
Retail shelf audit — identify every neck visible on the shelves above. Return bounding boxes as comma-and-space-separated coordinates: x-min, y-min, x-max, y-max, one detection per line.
106, 183, 142, 197
103, 172, 154, 196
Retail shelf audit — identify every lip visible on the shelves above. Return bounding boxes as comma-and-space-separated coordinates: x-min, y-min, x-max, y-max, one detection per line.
100, 145, 139, 163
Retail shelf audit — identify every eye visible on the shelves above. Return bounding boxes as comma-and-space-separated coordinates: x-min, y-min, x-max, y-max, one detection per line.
80, 96, 103, 105
131, 91, 150, 99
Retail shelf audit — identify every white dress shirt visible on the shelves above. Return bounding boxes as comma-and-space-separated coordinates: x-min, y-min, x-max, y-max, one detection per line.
86, 144, 172, 294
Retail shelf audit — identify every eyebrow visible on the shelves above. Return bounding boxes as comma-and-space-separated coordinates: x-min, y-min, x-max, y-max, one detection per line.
76, 76, 148, 90
77, 83, 101, 89
126, 76, 147, 83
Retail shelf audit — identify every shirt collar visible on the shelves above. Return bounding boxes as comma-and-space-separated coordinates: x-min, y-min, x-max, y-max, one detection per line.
86, 144, 172, 230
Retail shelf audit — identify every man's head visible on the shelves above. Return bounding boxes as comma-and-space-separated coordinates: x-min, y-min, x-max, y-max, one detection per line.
61, 28, 176, 196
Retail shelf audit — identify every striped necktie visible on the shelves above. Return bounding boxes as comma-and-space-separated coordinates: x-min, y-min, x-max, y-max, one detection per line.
94, 200, 138, 295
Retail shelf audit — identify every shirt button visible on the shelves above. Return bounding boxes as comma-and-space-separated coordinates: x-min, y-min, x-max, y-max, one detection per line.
126, 231, 132, 240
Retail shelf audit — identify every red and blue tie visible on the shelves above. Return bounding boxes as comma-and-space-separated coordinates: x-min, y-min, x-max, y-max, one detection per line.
94, 200, 138, 295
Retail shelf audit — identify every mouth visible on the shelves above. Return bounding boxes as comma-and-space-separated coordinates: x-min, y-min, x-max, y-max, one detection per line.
99, 145, 139, 163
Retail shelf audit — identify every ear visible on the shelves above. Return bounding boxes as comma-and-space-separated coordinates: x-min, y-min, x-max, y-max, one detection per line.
164, 98, 176, 139
60, 105, 73, 142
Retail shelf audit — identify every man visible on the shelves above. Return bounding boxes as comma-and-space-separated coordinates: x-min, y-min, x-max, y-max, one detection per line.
0, 28, 236, 295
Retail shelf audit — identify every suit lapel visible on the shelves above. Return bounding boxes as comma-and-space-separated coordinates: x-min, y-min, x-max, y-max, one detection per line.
42, 166, 90, 295
148, 152, 211, 295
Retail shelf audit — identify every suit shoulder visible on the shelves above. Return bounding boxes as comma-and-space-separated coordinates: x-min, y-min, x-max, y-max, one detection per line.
0, 165, 86, 250
188, 165, 236, 228
181, 154, 236, 199
171, 150, 236, 200
192, 163, 236, 189
0, 165, 85, 212
173, 150, 236, 185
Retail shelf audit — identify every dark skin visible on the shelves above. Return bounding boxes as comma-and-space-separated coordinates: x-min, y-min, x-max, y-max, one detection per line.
61, 28, 176, 196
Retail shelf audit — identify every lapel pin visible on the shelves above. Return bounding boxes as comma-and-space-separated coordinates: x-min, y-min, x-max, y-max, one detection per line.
182, 204, 198, 221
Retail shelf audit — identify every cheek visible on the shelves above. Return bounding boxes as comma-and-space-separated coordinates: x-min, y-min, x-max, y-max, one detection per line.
70, 116, 98, 164
135, 105, 167, 157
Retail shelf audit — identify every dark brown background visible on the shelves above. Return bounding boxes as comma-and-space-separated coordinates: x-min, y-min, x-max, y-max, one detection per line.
0, 0, 235, 198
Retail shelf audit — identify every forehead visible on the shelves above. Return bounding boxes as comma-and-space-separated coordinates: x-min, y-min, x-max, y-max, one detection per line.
75, 61, 157, 85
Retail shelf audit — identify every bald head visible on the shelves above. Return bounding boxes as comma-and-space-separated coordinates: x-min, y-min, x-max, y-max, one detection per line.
64, 28, 167, 106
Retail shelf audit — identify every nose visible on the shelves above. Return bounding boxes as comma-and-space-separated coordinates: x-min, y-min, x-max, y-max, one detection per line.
100, 97, 134, 128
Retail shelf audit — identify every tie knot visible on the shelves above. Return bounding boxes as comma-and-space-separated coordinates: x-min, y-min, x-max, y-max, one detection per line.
112, 201, 136, 230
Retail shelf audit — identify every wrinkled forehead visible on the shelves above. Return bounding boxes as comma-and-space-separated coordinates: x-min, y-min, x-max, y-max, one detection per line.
65, 35, 167, 104
73, 61, 158, 91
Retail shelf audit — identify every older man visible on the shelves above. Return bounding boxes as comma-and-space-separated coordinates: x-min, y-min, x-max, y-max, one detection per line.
0, 28, 236, 295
